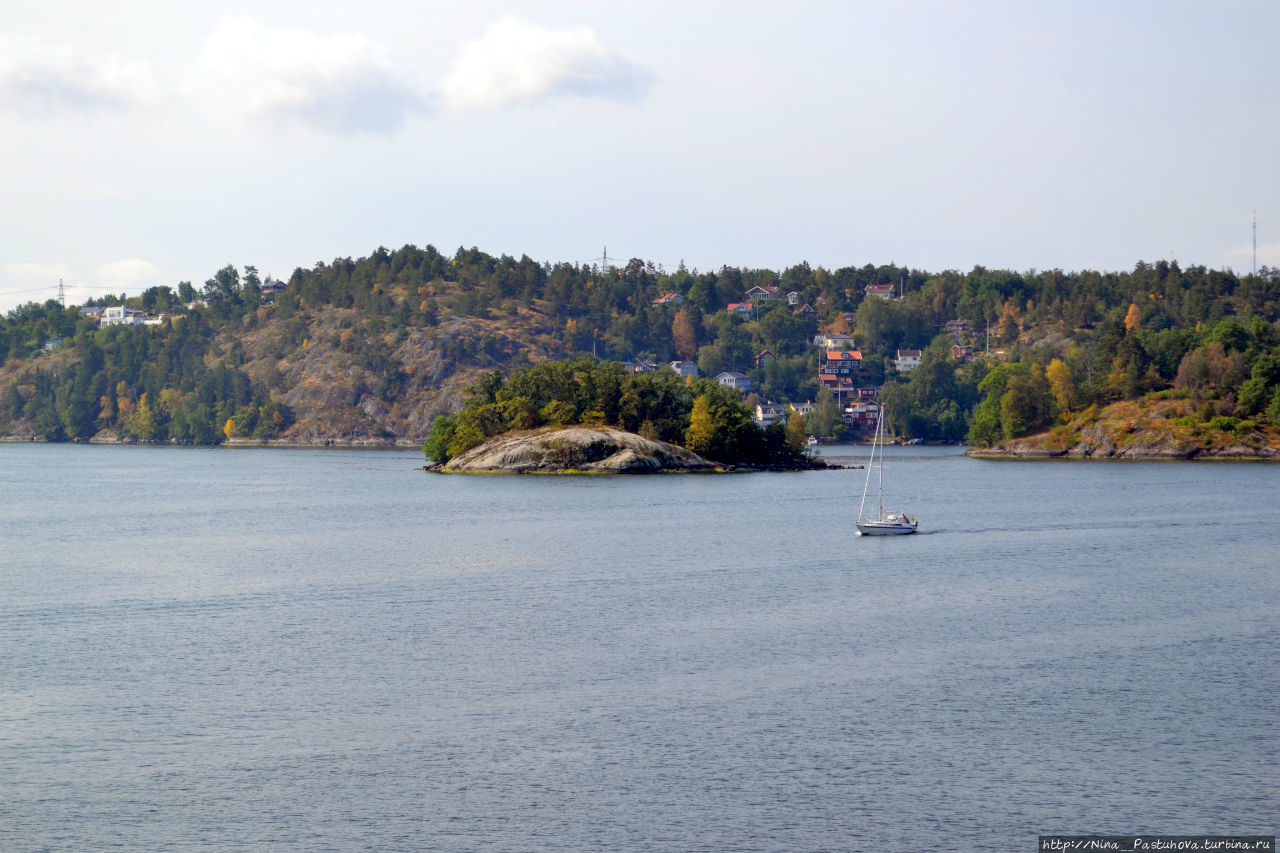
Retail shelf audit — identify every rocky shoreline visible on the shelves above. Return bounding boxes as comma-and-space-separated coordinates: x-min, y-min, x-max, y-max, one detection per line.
968, 418, 1280, 461
432, 425, 844, 474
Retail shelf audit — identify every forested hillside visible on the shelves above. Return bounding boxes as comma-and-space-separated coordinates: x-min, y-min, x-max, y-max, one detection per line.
2, 243, 1278, 447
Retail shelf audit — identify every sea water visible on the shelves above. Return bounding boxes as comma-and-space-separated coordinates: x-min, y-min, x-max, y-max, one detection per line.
1, 443, 1276, 851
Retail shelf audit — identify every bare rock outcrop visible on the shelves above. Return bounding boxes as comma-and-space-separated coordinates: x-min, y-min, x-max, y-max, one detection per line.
439, 426, 717, 473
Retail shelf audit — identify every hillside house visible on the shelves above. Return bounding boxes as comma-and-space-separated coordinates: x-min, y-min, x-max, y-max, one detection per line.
788, 400, 815, 418
668, 360, 699, 378
813, 332, 854, 349
744, 285, 780, 300
821, 349, 862, 378
715, 371, 753, 391
819, 375, 858, 398
754, 349, 776, 369
895, 349, 921, 372
793, 303, 818, 318
100, 306, 145, 327
652, 293, 684, 306
726, 302, 754, 317
754, 402, 788, 427
865, 283, 897, 300
952, 344, 974, 360
843, 401, 881, 429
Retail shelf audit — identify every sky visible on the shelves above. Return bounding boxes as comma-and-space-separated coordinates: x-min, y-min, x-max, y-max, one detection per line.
1, 0, 1276, 313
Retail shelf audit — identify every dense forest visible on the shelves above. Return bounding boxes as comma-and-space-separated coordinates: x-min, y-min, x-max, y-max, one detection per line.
2, 243, 1279, 448
423, 358, 809, 467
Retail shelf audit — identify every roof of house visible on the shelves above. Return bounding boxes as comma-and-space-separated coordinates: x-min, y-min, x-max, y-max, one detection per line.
897, 349, 922, 358
865, 283, 895, 293
825, 350, 863, 361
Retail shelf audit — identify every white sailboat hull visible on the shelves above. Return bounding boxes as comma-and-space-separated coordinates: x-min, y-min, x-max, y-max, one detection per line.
855, 518, 918, 535
855, 405, 919, 536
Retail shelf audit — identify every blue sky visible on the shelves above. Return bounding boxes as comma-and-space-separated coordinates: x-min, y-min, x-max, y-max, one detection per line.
1, 0, 1276, 312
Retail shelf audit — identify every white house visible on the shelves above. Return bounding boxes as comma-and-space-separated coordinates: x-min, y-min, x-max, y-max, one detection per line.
813, 332, 854, 349
865, 283, 897, 300
99, 306, 145, 327
744, 285, 780, 301
895, 349, 922, 372
754, 402, 788, 427
715, 371, 753, 391
669, 360, 699, 378
788, 400, 815, 418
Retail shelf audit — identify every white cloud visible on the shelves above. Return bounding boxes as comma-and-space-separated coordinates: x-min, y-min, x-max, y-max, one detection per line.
193, 18, 428, 134
441, 18, 651, 111
97, 258, 157, 286
0, 36, 157, 116
1224, 239, 1280, 273
6, 261, 69, 286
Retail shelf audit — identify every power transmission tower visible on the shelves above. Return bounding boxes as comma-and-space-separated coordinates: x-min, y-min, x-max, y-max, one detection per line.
58, 279, 65, 307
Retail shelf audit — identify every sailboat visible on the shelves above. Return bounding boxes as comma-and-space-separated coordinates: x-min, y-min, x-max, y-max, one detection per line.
855, 404, 918, 535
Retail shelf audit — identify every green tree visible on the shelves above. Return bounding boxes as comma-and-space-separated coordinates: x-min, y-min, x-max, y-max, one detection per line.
423, 415, 457, 463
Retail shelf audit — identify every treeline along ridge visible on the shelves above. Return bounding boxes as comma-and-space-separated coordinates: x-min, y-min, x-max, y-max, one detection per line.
2, 244, 1279, 450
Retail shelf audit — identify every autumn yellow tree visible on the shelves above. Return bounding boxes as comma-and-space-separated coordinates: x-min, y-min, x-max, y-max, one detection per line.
785, 411, 808, 453
1045, 358, 1076, 416
1124, 303, 1141, 332
685, 394, 715, 454
124, 392, 157, 441
671, 309, 696, 360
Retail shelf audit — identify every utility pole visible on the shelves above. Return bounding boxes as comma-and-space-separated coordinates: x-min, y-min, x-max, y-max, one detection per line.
1253, 211, 1257, 276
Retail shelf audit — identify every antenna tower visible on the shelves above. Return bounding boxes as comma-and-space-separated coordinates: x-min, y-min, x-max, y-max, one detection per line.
1253, 211, 1257, 276
602, 245, 608, 272
58, 278, 65, 307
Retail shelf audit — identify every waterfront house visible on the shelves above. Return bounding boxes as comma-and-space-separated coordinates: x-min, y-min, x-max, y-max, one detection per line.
843, 401, 881, 429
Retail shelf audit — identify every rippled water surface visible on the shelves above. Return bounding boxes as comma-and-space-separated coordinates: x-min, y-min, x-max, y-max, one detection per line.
2, 443, 1276, 851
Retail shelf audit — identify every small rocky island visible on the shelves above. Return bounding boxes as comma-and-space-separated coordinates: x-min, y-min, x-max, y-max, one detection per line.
436, 426, 717, 473
433, 425, 839, 473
